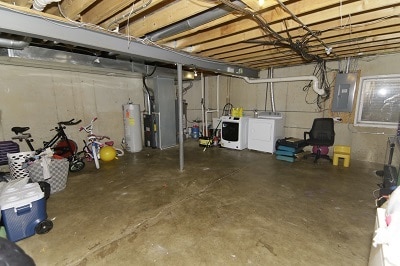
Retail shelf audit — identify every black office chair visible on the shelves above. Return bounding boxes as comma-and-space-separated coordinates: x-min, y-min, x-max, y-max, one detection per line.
304, 118, 335, 163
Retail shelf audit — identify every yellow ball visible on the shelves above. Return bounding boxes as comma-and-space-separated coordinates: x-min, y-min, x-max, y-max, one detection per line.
99, 146, 117, 162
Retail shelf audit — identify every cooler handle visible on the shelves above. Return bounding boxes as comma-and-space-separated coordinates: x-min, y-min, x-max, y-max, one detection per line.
14, 204, 32, 215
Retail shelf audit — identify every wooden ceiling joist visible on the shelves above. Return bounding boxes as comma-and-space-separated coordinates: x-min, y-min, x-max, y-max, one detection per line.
0, 0, 399, 70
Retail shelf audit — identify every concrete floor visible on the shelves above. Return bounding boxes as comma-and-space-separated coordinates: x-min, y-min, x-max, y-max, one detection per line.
16, 140, 380, 266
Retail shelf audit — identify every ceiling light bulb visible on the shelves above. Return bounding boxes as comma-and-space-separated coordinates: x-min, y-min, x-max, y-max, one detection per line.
194, 70, 198, 77
325, 47, 332, 55
258, 0, 264, 6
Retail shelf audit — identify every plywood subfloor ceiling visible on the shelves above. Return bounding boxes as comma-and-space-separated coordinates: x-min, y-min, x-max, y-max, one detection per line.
1, 0, 400, 70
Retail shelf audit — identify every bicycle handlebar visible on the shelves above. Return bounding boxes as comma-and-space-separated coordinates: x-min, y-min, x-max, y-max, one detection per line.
88, 134, 110, 141
79, 117, 97, 133
59, 119, 82, 126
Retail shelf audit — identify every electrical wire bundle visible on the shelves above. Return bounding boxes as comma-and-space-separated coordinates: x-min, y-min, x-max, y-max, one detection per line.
302, 60, 333, 110
218, 0, 331, 63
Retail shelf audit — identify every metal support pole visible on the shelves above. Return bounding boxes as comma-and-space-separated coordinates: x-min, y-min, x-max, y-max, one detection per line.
177, 63, 184, 171
201, 73, 206, 136
217, 75, 220, 117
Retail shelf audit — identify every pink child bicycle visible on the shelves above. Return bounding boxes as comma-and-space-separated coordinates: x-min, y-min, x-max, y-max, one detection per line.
77, 117, 123, 169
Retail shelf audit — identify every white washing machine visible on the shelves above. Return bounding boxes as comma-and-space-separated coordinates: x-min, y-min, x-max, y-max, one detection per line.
220, 116, 249, 150
248, 112, 284, 153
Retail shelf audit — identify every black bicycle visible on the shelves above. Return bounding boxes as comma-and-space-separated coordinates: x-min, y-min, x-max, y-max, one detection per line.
11, 119, 85, 172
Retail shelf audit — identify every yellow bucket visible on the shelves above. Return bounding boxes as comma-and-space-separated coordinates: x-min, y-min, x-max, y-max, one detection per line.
199, 137, 212, 147
231, 107, 243, 117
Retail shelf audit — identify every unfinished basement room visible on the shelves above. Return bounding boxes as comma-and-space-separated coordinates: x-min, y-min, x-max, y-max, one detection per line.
0, 0, 400, 265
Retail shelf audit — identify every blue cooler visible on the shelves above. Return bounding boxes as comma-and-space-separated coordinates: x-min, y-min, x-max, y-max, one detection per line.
0, 183, 51, 242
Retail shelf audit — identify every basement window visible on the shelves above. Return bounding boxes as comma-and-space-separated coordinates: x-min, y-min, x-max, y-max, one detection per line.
354, 75, 400, 128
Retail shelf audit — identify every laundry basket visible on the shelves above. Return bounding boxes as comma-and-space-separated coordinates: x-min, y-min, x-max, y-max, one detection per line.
7, 151, 35, 179
28, 158, 69, 194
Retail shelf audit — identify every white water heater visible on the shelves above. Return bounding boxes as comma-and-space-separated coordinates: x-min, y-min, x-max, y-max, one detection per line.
123, 103, 143, 153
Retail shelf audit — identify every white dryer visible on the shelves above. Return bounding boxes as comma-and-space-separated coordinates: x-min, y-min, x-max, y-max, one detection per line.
248, 112, 284, 153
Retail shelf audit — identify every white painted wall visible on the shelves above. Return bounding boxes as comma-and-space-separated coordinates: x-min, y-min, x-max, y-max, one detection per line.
1, 53, 398, 163
185, 53, 400, 163
0, 62, 144, 152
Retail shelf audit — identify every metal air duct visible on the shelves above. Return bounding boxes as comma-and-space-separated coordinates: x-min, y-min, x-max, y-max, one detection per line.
146, 0, 245, 42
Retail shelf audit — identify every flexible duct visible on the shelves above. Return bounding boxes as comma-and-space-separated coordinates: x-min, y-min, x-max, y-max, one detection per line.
182, 81, 193, 94
143, 87, 152, 115
268, 67, 276, 112
32, 0, 61, 11
147, 0, 245, 41
242, 75, 324, 96
142, 78, 154, 115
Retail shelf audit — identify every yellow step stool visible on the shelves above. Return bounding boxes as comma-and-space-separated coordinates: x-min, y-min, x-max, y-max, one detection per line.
333, 145, 351, 167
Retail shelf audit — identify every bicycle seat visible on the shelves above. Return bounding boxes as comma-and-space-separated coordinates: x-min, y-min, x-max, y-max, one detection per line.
11, 127, 30, 134
105, 141, 114, 146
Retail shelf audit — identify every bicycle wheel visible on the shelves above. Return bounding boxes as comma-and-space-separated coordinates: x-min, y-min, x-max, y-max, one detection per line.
92, 144, 100, 169
54, 139, 77, 158
69, 160, 85, 172
114, 147, 124, 157
76, 151, 86, 161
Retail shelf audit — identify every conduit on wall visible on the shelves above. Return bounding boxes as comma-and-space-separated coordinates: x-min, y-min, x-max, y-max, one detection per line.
267, 67, 276, 112
203, 75, 220, 137
0, 37, 30, 49
242, 75, 324, 96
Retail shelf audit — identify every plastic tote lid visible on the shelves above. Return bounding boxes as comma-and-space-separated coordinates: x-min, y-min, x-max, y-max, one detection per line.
0, 183, 44, 210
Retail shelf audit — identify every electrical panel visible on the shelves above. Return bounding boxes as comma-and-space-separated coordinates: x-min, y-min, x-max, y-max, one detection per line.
332, 73, 357, 112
